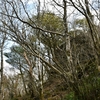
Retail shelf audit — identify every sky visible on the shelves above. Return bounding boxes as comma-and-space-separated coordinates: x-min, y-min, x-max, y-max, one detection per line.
21, 0, 100, 24
3, 41, 19, 75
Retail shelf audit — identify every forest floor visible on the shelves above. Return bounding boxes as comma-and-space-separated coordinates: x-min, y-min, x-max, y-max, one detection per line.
43, 74, 69, 100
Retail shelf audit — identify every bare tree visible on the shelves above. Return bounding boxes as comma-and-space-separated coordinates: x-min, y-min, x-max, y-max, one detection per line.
0, 0, 100, 99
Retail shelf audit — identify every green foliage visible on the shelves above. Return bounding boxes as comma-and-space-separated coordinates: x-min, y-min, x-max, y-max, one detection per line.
75, 18, 88, 28
4, 45, 26, 68
82, 77, 100, 99
10, 45, 24, 54
72, 18, 89, 33
63, 92, 76, 100
31, 11, 64, 48
39, 12, 64, 32
63, 75, 100, 100
71, 73, 100, 100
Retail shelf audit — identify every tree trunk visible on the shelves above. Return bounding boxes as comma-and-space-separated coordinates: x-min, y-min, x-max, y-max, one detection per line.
19, 64, 28, 94
0, 47, 3, 94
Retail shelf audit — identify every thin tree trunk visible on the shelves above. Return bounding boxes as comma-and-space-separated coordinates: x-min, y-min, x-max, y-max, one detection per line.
63, 0, 73, 70
19, 64, 28, 94
0, 47, 3, 94
0, 33, 6, 95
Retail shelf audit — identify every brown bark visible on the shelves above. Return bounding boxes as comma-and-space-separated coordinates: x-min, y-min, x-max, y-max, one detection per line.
0, 33, 6, 94
19, 64, 28, 94
0, 48, 3, 94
